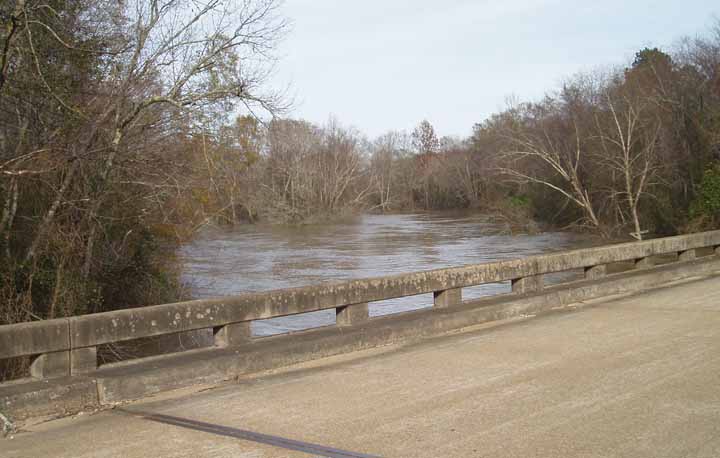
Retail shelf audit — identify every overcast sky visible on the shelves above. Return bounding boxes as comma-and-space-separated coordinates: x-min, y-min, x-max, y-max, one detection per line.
271, 1, 719, 139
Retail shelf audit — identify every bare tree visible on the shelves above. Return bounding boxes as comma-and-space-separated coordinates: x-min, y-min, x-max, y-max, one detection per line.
369, 131, 411, 211
23, 0, 288, 271
436, 136, 490, 208
500, 110, 602, 230
264, 118, 319, 219
594, 93, 662, 240
0, 0, 288, 330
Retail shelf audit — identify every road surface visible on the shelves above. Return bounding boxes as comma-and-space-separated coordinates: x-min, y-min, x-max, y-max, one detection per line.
3, 274, 720, 458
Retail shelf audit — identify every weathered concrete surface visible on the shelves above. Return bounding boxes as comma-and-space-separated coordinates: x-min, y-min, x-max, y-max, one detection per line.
2, 256, 719, 421
1, 232, 717, 369
46, 231, 720, 348
0, 376, 97, 420
91, 257, 720, 405
3, 274, 720, 458
0, 319, 69, 359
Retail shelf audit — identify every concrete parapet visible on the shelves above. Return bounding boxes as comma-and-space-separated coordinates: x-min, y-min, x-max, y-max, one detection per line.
90, 257, 720, 406
635, 256, 655, 269
0, 376, 98, 421
2, 230, 720, 421
30, 351, 70, 379
213, 322, 252, 347
0, 320, 69, 360
512, 275, 544, 294
679, 249, 697, 262
71, 348, 97, 375
336, 303, 369, 326
29, 348, 97, 379
0, 255, 719, 420
584, 264, 607, 280
433, 288, 462, 308
44, 230, 720, 350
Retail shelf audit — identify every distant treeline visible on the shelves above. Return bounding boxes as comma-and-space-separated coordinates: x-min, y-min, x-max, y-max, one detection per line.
188, 38, 720, 239
1, 0, 719, 352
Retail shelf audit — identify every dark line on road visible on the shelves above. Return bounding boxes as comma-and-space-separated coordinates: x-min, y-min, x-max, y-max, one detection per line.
116, 408, 382, 458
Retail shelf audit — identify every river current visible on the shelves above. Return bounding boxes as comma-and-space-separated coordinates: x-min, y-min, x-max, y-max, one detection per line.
178, 212, 601, 336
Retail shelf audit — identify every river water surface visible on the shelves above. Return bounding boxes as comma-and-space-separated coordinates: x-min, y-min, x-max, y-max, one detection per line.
178, 213, 601, 336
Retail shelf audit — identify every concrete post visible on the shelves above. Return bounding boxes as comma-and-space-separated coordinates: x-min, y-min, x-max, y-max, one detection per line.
584, 264, 607, 280
71, 348, 97, 374
512, 275, 543, 294
433, 288, 462, 308
30, 351, 70, 378
214, 322, 252, 347
30, 348, 97, 379
336, 303, 369, 327
635, 256, 654, 269
678, 249, 697, 262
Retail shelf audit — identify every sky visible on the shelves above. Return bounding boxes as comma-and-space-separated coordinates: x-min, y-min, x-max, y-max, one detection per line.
270, 0, 719, 139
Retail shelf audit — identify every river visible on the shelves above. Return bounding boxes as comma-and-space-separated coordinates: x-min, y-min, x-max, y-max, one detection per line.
178, 212, 602, 336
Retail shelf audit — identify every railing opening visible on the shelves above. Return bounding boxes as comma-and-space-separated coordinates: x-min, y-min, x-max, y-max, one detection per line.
98, 330, 214, 366
0, 356, 31, 382
544, 269, 584, 286
654, 253, 679, 265
370, 293, 434, 317
608, 261, 636, 274
253, 309, 335, 337
462, 281, 512, 301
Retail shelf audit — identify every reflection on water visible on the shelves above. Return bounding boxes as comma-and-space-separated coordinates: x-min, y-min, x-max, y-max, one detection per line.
178, 212, 601, 336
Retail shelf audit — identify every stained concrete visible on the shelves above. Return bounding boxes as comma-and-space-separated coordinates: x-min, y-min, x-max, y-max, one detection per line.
5, 255, 717, 421
4, 230, 714, 354
91, 257, 720, 406
3, 274, 720, 458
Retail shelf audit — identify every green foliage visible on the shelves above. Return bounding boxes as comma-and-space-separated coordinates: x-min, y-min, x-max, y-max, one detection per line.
506, 195, 530, 209
632, 47, 673, 69
690, 164, 720, 221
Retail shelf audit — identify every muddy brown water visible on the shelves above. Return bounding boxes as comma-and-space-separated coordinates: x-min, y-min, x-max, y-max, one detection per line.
178, 213, 602, 337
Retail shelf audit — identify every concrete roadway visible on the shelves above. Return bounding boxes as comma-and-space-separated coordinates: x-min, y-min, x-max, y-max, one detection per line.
3, 274, 720, 458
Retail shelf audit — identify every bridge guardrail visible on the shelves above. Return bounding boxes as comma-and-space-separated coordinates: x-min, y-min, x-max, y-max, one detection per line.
2, 230, 719, 379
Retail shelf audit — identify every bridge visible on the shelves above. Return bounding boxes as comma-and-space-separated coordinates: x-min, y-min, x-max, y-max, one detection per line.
1, 231, 720, 457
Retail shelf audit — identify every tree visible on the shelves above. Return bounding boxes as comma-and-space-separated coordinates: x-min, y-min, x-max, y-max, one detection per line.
369, 131, 411, 211
594, 92, 663, 240
410, 120, 440, 208
0, 0, 288, 322
499, 102, 602, 231
412, 120, 439, 155
632, 47, 674, 70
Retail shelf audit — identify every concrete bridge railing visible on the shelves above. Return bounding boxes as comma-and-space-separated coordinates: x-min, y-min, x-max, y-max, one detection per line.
1, 230, 720, 382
